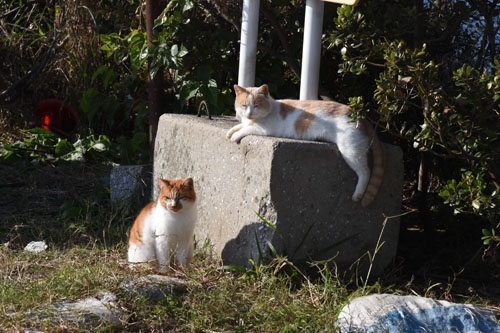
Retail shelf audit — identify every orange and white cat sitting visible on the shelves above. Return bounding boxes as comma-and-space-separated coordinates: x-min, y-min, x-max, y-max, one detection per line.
226, 84, 384, 207
128, 178, 197, 271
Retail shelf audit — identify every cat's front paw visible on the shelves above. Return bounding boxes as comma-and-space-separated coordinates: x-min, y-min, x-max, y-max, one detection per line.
226, 124, 244, 141
230, 132, 244, 143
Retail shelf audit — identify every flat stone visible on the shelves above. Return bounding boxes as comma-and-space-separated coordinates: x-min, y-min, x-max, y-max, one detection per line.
52, 291, 123, 325
110, 164, 152, 206
120, 274, 187, 303
154, 114, 403, 275
7, 292, 123, 329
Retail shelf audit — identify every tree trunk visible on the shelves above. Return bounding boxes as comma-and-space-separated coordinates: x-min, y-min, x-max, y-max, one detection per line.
146, 0, 165, 159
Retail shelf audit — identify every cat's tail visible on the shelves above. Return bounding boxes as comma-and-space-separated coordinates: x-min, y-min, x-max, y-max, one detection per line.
361, 122, 385, 207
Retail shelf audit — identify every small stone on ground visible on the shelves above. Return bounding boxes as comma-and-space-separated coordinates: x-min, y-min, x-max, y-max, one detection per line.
24, 241, 48, 253
120, 274, 188, 303
52, 291, 123, 325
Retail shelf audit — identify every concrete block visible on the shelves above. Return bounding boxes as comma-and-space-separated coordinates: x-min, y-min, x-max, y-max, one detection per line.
110, 164, 152, 206
154, 114, 403, 274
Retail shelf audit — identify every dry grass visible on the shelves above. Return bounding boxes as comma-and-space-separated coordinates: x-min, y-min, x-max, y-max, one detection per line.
0, 0, 109, 140
0, 245, 134, 332
0, 112, 28, 145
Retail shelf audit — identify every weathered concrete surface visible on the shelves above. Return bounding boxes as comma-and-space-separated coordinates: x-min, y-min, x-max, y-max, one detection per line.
154, 114, 403, 275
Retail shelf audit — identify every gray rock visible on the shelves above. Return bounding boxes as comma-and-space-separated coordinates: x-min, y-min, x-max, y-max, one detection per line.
9, 292, 123, 329
120, 274, 187, 303
154, 114, 403, 275
110, 164, 152, 206
52, 291, 123, 325
24, 241, 48, 253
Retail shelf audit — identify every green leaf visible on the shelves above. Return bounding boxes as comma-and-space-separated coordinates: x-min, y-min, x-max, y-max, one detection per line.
472, 200, 480, 210
267, 241, 279, 258
179, 83, 199, 109
25, 128, 54, 136
91, 65, 109, 85
178, 45, 188, 58
171, 44, 179, 57
438, 189, 450, 198
91, 143, 107, 152
54, 139, 74, 156
199, 85, 219, 111
183, 0, 193, 12
102, 68, 115, 88
482, 228, 492, 236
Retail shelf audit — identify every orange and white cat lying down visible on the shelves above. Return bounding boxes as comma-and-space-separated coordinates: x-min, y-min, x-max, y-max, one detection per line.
226, 84, 384, 207
128, 178, 197, 271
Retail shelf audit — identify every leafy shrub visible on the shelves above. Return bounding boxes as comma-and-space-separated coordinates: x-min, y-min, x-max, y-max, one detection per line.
97, 0, 236, 116
329, 3, 500, 242
0, 128, 117, 165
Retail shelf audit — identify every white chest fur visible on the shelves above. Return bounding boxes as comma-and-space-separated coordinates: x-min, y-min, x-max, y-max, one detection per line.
128, 201, 197, 269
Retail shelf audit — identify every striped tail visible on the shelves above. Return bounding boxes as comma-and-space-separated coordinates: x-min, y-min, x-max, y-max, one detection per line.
361, 127, 385, 207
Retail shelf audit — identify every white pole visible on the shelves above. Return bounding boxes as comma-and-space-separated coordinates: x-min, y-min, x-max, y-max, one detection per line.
299, 0, 324, 100
238, 0, 260, 87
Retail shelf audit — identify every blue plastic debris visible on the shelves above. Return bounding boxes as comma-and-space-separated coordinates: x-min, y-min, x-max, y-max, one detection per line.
337, 294, 500, 332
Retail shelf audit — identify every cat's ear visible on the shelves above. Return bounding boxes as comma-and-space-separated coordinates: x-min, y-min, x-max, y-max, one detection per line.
234, 85, 246, 96
183, 177, 194, 189
258, 84, 269, 97
157, 178, 170, 188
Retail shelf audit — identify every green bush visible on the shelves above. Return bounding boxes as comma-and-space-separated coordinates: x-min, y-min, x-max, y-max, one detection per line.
328, 2, 500, 241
